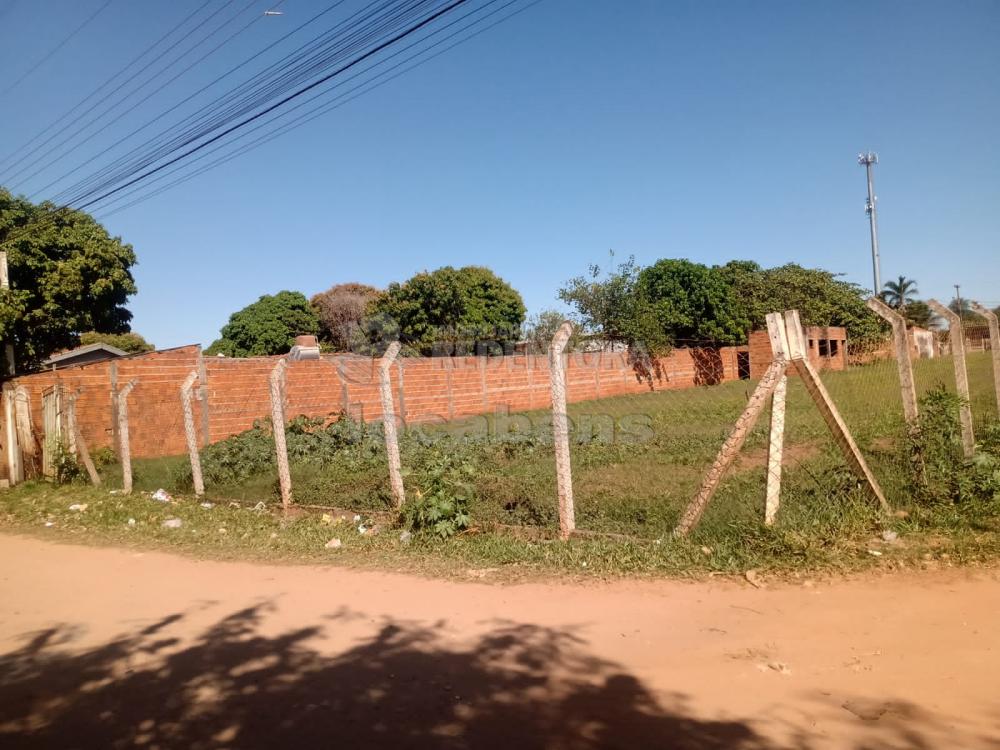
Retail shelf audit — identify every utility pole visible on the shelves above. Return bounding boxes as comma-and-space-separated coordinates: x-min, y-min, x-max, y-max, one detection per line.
858, 152, 881, 296
954, 284, 962, 320
0, 251, 13, 376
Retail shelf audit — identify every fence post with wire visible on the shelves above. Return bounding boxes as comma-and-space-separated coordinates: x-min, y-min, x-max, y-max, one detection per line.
928, 299, 975, 456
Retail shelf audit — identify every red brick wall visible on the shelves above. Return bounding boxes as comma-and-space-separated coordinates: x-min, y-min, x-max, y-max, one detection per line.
9, 344, 745, 463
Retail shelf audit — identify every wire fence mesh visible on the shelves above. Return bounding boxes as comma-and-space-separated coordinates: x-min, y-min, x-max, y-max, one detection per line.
13, 307, 1000, 544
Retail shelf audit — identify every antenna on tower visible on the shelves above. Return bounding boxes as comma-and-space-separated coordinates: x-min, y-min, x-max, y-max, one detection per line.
858, 151, 881, 295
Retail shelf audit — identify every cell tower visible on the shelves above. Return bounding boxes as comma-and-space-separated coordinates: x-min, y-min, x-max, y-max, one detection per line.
858, 152, 881, 295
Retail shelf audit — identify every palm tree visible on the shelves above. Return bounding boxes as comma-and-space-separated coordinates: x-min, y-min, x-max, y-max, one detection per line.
881, 276, 918, 310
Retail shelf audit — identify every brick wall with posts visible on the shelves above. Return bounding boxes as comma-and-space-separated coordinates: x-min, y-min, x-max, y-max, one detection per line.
6, 342, 751, 467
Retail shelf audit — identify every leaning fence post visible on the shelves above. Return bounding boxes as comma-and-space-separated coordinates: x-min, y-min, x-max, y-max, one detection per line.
269, 359, 292, 509
928, 299, 975, 457
970, 302, 1000, 418
866, 297, 919, 425
764, 312, 790, 526
783, 310, 890, 513
378, 341, 405, 509
675, 356, 787, 537
116, 379, 137, 494
550, 321, 576, 539
66, 391, 100, 486
180, 371, 205, 497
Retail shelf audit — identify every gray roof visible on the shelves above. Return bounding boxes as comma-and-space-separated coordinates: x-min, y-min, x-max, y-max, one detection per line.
43, 342, 128, 365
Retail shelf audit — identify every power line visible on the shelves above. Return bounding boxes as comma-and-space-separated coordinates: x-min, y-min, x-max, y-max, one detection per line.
52, 0, 401, 205
0, 0, 116, 97
0, 0, 215, 175
31, 0, 292, 202
75, 0, 466, 210
95, 0, 541, 218
0, 0, 245, 185
2, 0, 541, 245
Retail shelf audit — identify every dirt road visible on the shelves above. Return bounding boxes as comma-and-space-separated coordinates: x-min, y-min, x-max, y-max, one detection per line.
1, 534, 997, 749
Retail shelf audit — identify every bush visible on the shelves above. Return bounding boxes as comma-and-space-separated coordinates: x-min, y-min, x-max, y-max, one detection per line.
402, 445, 475, 538
905, 385, 1000, 504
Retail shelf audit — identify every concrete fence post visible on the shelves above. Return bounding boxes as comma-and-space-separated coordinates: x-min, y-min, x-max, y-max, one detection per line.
269, 359, 292, 509
928, 299, 975, 457
66, 391, 100, 486
866, 297, 919, 425
783, 310, 890, 513
378, 341, 405, 509
764, 312, 790, 526
970, 302, 1000, 417
549, 321, 575, 539
180, 371, 205, 497
3, 385, 22, 485
116, 379, 138, 494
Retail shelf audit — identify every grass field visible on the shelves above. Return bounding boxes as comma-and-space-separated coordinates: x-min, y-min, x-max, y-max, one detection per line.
2, 351, 999, 578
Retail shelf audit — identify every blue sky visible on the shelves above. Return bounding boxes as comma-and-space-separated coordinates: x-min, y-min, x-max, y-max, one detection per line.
2, 0, 998, 348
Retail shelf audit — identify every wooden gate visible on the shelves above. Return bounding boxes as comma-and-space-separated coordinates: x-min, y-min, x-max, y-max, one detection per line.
41, 385, 63, 478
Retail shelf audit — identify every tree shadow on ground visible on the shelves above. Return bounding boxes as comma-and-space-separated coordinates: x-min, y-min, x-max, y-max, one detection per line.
0, 604, 995, 749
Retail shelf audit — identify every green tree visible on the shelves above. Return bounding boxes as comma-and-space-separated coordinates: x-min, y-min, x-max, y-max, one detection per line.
0, 189, 138, 370
901, 300, 935, 329
558, 254, 665, 350
79, 331, 154, 354
522, 309, 580, 353
636, 259, 750, 345
206, 291, 320, 357
948, 297, 978, 323
881, 276, 918, 310
310, 282, 380, 351
370, 266, 525, 355
726, 263, 885, 344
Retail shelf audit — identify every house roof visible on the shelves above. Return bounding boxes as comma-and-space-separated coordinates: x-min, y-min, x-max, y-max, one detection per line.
42, 342, 128, 365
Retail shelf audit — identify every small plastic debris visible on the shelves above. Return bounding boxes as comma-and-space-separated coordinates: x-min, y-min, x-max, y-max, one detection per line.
325, 538, 343, 549
321, 513, 333, 524
744, 569, 764, 588
881, 530, 899, 543
109, 489, 122, 495
68, 503, 88, 512
152, 489, 172, 503
218, 527, 227, 534
357, 525, 367, 535
353, 514, 361, 522
127, 518, 136, 527
399, 530, 412, 545
252, 501, 266, 512
867, 549, 883, 556
44, 521, 55, 527
162, 518, 183, 529
200, 502, 214, 509
700, 546, 713, 556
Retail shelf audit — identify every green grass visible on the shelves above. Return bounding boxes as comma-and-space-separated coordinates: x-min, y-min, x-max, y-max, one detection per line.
4, 351, 999, 579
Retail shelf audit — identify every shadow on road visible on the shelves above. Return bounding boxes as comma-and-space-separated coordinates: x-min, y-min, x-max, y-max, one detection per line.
0, 603, 993, 749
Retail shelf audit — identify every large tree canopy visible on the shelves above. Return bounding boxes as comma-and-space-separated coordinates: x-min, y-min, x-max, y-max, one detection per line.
562, 256, 886, 359
637, 259, 750, 345
310, 282, 380, 351
0, 189, 138, 370
206, 291, 320, 357
370, 266, 525, 355
723, 262, 884, 343
79, 331, 154, 354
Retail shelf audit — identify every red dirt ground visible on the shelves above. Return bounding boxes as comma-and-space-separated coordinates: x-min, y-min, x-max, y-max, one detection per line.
1, 534, 998, 749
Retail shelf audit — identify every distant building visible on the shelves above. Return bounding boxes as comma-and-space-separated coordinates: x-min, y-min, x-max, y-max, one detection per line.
747, 326, 847, 378
41, 342, 127, 370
